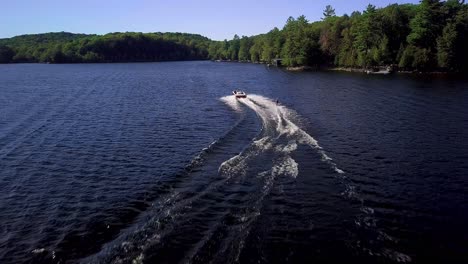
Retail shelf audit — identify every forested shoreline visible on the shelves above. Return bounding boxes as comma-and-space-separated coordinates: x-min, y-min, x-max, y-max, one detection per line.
0, 32, 210, 63
1, 0, 467, 72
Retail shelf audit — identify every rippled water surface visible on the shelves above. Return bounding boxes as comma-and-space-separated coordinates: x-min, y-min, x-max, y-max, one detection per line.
0, 62, 467, 264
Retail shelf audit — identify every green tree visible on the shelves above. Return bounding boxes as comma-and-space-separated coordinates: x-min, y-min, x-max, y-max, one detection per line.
407, 0, 444, 48
437, 1, 468, 71
398, 45, 415, 69
323, 5, 336, 19
319, 15, 349, 65
228, 34, 240, 60
437, 22, 458, 69
217, 40, 229, 60
378, 4, 417, 64
354, 4, 380, 67
373, 35, 391, 64
0, 45, 15, 63
282, 15, 316, 66
337, 27, 358, 66
208, 41, 219, 59
238, 36, 252, 61
412, 47, 431, 70
249, 37, 264, 62
452, 4, 468, 72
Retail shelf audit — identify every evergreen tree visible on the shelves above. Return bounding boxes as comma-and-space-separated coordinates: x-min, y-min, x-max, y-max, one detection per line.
282, 15, 315, 66
238, 36, 251, 61
407, 0, 444, 49
228, 34, 240, 60
437, 22, 458, 69
323, 5, 336, 19
354, 4, 380, 67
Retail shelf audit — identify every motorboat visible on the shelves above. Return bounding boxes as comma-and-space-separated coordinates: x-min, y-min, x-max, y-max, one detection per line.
232, 90, 247, 98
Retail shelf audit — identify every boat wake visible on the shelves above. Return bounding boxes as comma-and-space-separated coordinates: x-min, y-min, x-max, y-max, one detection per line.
219, 94, 410, 263
220, 94, 344, 178
84, 94, 348, 264
79, 94, 412, 264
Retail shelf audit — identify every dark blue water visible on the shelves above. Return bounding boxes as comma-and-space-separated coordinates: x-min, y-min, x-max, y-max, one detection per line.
0, 62, 467, 264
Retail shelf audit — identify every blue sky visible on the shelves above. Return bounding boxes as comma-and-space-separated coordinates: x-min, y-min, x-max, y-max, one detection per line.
1, 0, 420, 40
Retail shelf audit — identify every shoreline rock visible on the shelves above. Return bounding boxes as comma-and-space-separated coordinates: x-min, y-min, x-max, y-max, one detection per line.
285, 66, 315, 71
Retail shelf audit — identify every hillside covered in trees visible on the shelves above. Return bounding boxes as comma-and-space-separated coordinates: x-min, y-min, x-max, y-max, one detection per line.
0, 32, 210, 63
209, 0, 468, 72
0, 0, 467, 72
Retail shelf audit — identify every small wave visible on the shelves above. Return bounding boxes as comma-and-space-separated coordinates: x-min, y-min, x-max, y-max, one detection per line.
218, 154, 247, 178
275, 140, 298, 154
31, 248, 46, 254
252, 136, 274, 151
272, 156, 299, 178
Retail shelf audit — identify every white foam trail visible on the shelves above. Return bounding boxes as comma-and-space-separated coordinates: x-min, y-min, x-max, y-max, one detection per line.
240, 94, 344, 174
252, 137, 273, 152
218, 154, 247, 178
218, 94, 344, 181
220, 95, 243, 112
219, 95, 409, 262
275, 140, 297, 154
272, 156, 299, 178
212, 94, 345, 259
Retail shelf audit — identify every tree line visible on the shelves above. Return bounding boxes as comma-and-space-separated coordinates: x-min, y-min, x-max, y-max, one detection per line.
1, 0, 467, 72
0, 32, 210, 63
209, 0, 468, 72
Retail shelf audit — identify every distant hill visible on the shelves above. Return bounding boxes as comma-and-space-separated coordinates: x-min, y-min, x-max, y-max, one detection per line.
0, 32, 211, 63
0, 32, 91, 46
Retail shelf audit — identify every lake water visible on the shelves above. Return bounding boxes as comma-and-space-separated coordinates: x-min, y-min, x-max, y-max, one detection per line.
0, 61, 467, 264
